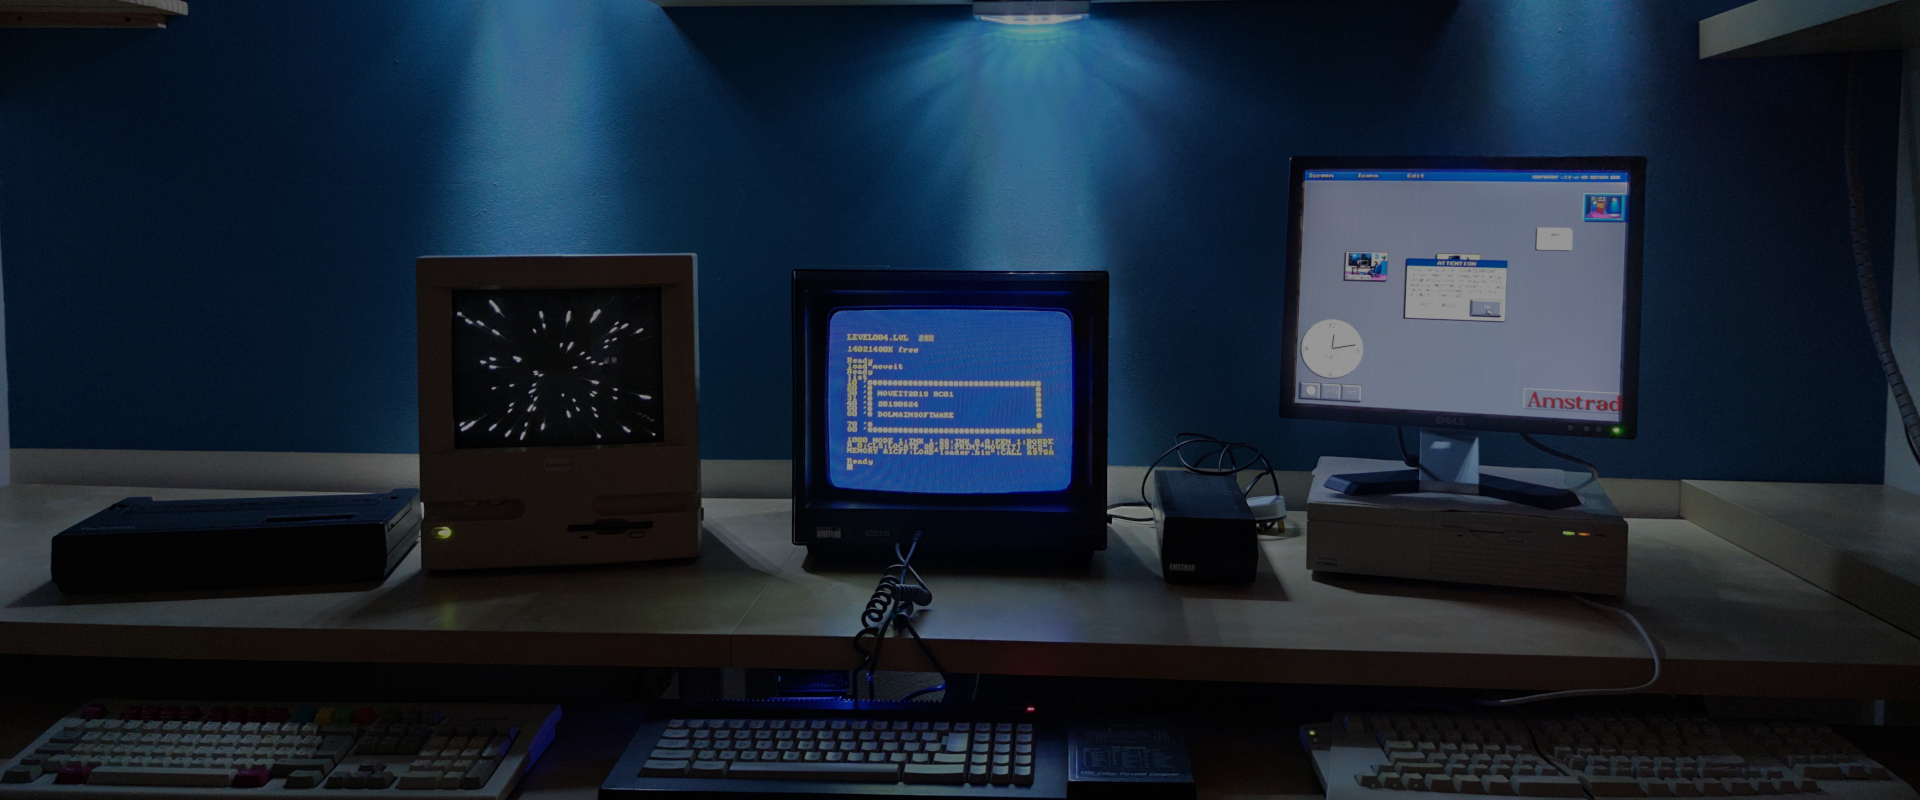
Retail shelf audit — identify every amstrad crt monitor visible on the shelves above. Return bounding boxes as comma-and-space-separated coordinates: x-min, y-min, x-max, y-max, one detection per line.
792, 270, 1108, 559
1282, 157, 1645, 509
417, 254, 701, 570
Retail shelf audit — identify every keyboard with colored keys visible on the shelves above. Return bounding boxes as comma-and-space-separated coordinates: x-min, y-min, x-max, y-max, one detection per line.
0, 700, 560, 799
601, 702, 1067, 798
1302, 711, 1917, 800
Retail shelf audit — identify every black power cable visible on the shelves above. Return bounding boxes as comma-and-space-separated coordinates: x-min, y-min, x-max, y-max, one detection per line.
1399, 426, 1599, 489
1848, 54, 1920, 467
1106, 432, 1280, 523
1520, 433, 1600, 489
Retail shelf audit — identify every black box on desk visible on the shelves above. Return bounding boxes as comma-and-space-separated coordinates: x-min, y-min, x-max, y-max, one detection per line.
1068, 718, 1195, 800
1154, 471, 1257, 584
51, 489, 420, 593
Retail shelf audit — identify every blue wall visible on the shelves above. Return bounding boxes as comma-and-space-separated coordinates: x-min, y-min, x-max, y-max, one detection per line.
0, 0, 1901, 482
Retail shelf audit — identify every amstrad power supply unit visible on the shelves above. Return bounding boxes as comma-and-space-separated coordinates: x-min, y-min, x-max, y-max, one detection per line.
1306, 457, 1628, 595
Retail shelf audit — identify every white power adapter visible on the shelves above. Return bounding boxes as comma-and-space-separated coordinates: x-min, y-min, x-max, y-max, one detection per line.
1246, 494, 1287, 522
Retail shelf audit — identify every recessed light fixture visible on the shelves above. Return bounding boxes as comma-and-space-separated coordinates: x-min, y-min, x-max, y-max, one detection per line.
973, 0, 1088, 24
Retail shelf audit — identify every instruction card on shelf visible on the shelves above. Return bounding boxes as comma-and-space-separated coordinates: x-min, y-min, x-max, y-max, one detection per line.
1404, 258, 1507, 322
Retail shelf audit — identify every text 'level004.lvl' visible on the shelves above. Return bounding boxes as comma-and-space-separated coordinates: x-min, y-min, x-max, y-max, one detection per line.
449, 288, 666, 449
830, 308, 1074, 495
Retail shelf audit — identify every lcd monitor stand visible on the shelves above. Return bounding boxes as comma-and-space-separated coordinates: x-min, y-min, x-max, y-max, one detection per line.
1322, 429, 1581, 510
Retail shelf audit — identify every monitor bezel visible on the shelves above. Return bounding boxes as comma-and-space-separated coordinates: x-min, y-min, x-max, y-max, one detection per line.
792, 270, 1109, 521
1280, 156, 1645, 439
417, 254, 701, 502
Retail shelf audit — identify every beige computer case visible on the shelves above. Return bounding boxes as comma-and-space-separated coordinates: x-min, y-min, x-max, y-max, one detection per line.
416, 254, 700, 570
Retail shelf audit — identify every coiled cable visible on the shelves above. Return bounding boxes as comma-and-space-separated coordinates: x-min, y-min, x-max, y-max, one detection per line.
1848, 53, 1920, 467
849, 533, 947, 704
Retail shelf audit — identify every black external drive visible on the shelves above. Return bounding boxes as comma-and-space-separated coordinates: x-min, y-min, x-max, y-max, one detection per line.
1153, 471, 1258, 584
1067, 718, 1195, 800
51, 489, 421, 593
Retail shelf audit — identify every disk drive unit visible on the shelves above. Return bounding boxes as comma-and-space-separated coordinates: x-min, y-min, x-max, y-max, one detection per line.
1306, 457, 1628, 595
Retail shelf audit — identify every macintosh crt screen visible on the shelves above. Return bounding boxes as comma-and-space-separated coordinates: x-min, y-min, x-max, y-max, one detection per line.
828, 308, 1073, 494
450, 287, 664, 449
1294, 170, 1630, 424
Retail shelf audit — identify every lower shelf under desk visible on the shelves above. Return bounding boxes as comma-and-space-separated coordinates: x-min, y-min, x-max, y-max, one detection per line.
0, 695, 1452, 800
0, 484, 1916, 699
514, 702, 1329, 800
4, 695, 1918, 800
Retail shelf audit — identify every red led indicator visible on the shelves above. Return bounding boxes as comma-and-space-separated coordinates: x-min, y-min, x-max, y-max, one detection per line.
1025, 705, 1036, 714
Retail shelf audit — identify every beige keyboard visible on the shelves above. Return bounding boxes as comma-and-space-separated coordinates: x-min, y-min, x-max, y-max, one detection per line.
1302, 711, 1915, 800
0, 700, 560, 799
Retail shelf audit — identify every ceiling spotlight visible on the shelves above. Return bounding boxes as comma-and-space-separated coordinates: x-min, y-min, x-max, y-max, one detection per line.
973, 0, 1088, 24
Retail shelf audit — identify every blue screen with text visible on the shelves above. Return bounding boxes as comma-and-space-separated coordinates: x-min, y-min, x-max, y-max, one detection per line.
828, 308, 1073, 494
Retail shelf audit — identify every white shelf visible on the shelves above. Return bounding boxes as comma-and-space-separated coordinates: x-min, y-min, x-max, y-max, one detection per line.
0, 0, 186, 28
1701, 0, 1920, 59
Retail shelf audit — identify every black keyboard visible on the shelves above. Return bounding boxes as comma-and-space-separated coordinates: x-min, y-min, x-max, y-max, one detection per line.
600, 702, 1066, 798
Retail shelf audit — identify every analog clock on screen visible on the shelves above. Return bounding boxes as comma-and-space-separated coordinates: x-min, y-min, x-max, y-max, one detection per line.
1301, 319, 1363, 379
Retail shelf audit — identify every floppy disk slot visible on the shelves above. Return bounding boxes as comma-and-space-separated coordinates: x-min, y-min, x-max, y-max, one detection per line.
262, 513, 357, 523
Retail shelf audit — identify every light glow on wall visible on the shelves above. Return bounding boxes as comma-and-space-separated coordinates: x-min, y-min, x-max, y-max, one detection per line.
977, 13, 1086, 25
973, 0, 1087, 26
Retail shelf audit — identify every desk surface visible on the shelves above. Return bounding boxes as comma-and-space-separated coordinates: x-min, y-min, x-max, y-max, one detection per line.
2, 483, 1917, 698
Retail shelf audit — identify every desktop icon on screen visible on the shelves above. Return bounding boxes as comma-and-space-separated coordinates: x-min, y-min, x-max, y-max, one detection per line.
1344, 252, 1389, 282
1584, 193, 1626, 221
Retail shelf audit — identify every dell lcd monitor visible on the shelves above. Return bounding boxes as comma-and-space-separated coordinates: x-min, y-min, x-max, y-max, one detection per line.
793, 270, 1108, 559
1281, 157, 1644, 508
417, 254, 701, 570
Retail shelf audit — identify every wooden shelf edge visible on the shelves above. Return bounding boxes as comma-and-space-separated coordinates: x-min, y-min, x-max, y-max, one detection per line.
1700, 0, 1919, 59
1680, 480, 1920, 640
1, 11, 168, 27
0, 0, 186, 27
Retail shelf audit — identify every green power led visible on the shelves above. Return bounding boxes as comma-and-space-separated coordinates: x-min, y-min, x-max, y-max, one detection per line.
1611, 426, 1623, 436
432, 526, 453, 540
1563, 531, 1576, 536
